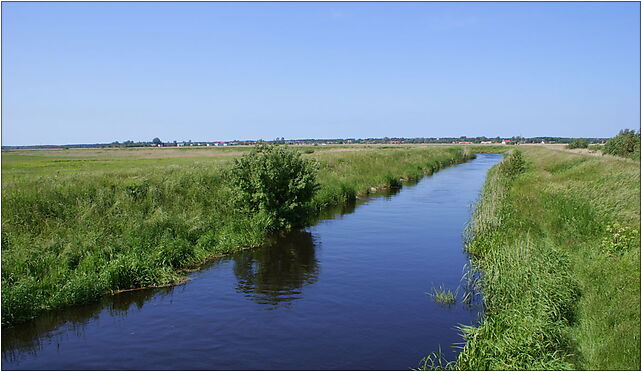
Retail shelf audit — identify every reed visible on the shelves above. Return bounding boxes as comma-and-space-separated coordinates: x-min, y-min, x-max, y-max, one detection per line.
416, 346, 455, 371
429, 286, 457, 305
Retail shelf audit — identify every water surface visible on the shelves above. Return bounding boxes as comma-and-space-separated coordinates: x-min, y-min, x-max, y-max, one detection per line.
2, 153, 502, 370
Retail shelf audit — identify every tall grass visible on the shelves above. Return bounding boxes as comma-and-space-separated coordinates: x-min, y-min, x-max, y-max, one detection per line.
1, 145, 474, 327
310, 146, 475, 211
417, 346, 456, 371
439, 148, 640, 370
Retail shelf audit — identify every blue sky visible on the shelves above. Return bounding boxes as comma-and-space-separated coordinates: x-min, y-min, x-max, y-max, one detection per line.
2, 2, 640, 145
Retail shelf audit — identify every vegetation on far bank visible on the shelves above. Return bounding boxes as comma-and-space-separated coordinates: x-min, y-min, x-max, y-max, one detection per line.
1, 145, 476, 327
428, 147, 640, 370
566, 138, 589, 149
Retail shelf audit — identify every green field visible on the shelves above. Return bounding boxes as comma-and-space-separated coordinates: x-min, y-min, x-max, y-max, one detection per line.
453, 147, 640, 370
1, 144, 475, 327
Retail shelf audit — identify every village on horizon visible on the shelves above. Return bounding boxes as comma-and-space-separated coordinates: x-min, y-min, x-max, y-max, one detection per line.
1, 135, 610, 150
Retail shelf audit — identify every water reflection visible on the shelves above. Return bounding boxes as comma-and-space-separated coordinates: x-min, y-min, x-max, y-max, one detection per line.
1, 286, 177, 364
0, 198, 359, 362
314, 187, 401, 222
382, 186, 402, 200
232, 230, 319, 308
312, 198, 359, 223
229, 189, 403, 308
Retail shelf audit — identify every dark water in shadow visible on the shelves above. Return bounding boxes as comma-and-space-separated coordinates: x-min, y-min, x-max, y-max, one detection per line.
2, 153, 502, 370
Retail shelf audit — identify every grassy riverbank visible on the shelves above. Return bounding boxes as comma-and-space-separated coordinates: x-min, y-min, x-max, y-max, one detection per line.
2, 145, 474, 327
455, 148, 640, 370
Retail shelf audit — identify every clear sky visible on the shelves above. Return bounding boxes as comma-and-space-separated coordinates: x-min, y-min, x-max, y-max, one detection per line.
2, 2, 640, 145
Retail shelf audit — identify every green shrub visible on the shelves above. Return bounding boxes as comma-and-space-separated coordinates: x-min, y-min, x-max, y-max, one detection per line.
603, 129, 641, 160
497, 149, 526, 178
228, 145, 319, 229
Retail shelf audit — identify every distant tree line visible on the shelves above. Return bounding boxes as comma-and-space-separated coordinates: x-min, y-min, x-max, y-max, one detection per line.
2, 135, 612, 150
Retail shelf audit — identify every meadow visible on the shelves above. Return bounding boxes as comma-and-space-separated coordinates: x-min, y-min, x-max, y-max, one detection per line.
1, 144, 475, 327
450, 147, 640, 370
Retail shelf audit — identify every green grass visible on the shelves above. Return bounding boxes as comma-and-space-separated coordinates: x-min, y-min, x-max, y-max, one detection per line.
1, 145, 475, 327
429, 286, 457, 305
417, 346, 456, 371
446, 148, 640, 370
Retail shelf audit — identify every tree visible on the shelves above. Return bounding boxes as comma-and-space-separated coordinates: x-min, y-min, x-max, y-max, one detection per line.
152, 137, 162, 144
228, 145, 319, 230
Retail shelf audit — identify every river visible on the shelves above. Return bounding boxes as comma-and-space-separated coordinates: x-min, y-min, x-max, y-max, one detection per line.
2, 153, 502, 370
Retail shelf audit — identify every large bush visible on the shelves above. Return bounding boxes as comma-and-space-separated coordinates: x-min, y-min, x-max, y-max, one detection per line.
603, 129, 640, 159
498, 149, 526, 178
228, 145, 319, 230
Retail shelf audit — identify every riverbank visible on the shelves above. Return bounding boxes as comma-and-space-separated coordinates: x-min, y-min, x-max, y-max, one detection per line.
455, 148, 640, 370
2, 145, 475, 327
